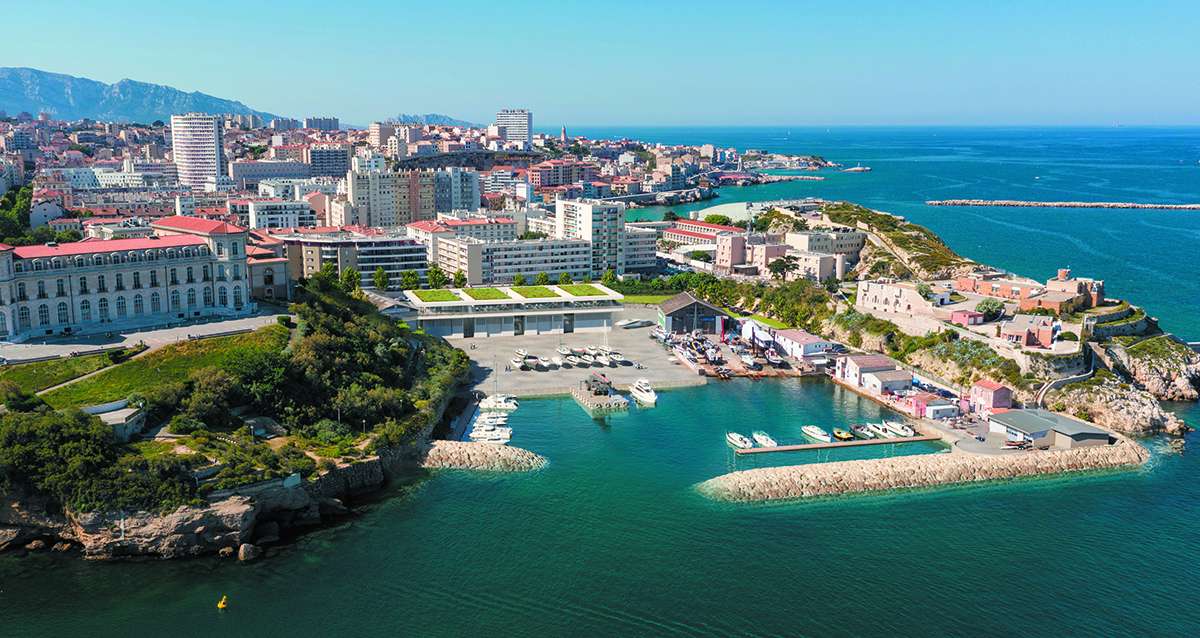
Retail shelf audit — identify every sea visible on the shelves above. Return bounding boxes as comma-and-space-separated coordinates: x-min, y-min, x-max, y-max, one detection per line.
4, 127, 1199, 636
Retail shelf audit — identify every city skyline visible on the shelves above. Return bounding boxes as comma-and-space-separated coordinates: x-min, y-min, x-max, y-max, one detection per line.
2, 0, 1199, 126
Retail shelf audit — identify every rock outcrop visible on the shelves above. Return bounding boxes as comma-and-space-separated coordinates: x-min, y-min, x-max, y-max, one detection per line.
1046, 372, 1189, 436
1110, 336, 1200, 402
419, 440, 547, 472
698, 441, 1148, 502
68, 496, 258, 559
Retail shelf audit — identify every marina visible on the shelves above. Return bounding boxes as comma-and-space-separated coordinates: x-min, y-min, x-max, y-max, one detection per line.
735, 434, 943, 454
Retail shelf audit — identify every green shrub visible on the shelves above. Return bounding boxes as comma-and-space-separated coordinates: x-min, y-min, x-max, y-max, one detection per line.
1059, 331, 1079, 341
168, 414, 207, 435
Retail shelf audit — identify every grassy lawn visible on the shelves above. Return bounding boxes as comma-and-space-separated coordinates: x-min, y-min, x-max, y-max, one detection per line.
413, 289, 461, 302
0, 353, 112, 393
749, 314, 790, 329
559, 284, 606, 297
510, 286, 560, 299
620, 293, 673, 304
43, 325, 290, 409
462, 287, 512, 301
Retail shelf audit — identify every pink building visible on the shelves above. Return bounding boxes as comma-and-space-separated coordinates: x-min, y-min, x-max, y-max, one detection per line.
950, 309, 984, 326
969, 379, 1013, 416
1000, 314, 1055, 349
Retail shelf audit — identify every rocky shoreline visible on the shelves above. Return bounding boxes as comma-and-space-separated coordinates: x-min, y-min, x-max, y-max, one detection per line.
697, 440, 1149, 503
1047, 372, 1189, 436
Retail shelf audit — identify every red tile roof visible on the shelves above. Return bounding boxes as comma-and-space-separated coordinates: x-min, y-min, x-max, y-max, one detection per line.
663, 228, 716, 241
12, 235, 206, 258
973, 379, 1006, 391
407, 220, 451, 233
677, 219, 743, 233
152, 215, 245, 235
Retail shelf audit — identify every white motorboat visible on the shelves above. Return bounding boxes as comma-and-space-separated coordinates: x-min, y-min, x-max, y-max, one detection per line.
580, 354, 595, 365
851, 424, 875, 439
551, 356, 563, 368
740, 353, 759, 369
509, 357, 526, 369
615, 318, 635, 328
556, 345, 571, 356
595, 354, 612, 367
883, 421, 916, 438
514, 348, 528, 358
867, 422, 896, 439
751, 430, 778, 447
726, 432, 754, 449
764, 351, 783, 366
629, 378, 657, 405
479, 394, 519, 411
565, 355, 581, 366
609, 353, 625, 364
537, 356, 551, 369
585, 346, 599, 356
598, 345, 613, 355
475, 413, 509, 424
801, 425, 832, 443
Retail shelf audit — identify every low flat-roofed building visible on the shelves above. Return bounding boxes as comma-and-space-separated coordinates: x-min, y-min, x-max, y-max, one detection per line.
862, 369, 913, 395
773, 328, 835, 358
1001, 314, 1056, 349
402, 284, 624, 338
835, 354, 898, 387
988, 408, 1111, 449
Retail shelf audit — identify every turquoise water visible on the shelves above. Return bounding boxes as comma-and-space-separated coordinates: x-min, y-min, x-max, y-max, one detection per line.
4, 127, 1200, 636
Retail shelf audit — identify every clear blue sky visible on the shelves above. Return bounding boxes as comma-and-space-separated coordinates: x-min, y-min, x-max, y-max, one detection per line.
4, 0, 1199, 126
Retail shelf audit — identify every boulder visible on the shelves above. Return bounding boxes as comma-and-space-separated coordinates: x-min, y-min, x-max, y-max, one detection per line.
51, 541, 72, 552
237, 543, 262, 562
218, 546, 235, 558
24, 539, 46, 551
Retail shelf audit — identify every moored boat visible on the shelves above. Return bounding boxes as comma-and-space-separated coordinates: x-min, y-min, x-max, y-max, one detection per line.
585, 346, 599, 356
479, 394, 519, 411
832, 428, 853, 441
556, 345, 571, 356
609, 353, 625, 364
509, 357, 526, 369
629, 378, 657, 405
883, 420, 916, 438
802, 425, 832, 443
514, 348, 528, 358
867, 422, 896, 439
751, 430, 777, 447
851, 424, 875, 439
565, 355, 581, 366
726, 431, 754, 449
551, 356, 563, 368
537, 356, 551, 369
580, 354, 595, 365
595, 354, 612, 366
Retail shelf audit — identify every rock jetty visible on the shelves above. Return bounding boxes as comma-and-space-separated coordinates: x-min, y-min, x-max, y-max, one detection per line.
926, 199, 1200, 210
697, 441, 1148, 503
420, 440, 547, 472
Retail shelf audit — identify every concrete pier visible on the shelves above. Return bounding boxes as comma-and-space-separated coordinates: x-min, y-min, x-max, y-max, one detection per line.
736, 435, 942, 454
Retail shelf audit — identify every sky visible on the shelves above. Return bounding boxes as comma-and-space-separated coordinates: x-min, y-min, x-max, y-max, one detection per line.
3, 0, 1199, 126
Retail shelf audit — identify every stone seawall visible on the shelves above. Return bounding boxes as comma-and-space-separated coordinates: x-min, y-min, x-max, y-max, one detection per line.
697, 441, 1148, 503
419, 440, 547, 472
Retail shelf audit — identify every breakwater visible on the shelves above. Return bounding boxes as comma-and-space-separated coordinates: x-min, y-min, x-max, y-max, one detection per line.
698, 440, 1148, 502
926, 199, 1200, 210
420, 440, 547, 472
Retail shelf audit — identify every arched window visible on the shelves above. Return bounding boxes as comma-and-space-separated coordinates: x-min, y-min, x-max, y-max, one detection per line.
74, 256, 85, 267
218, 287, 228, 306
170, 290, 181, 311
187, 289, 196, 308
133, 294, 144, 315
32, 260, 43, 271
233, 287, 243, 308
57, 302, 68, 324
150, 292, 161, 313
37, 304, 50, 326
116, 296, 127, 318
80, 300, 91, 321
98, 298, 110, 320
18, 307, 30, 330
0, 312, 7, 336
203, 287, 213, 307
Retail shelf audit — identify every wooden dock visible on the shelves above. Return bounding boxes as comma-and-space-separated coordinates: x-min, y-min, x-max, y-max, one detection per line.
735, 435, 942, 454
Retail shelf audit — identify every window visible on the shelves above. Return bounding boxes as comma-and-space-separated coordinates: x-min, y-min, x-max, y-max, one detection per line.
80, 300, 91, 321
57, 302, 68, 324
204, 287, 213, 307
115, 273, 124, 291
218, 287, 228, 306
218, 265, 226, 280
98, 275, 107, 293
133, 272, 141, 289
98, 298, 110, 320
17, 283, 26, 301
203, 264, 211, 281
170, 290, 180, 311
264, 269, 275, 286
116, 296, 127, 318
150, 292, 161, 313
170, 268, 178, 285
187, 289, 196, 308
186, 266, 194, 283
233, 287, 243, 308
56, 279, 65, 297
79, 277, 88, 294
150, 271, 159, 287
37, 281, 46, 299
37, 304, 50, 326
217, 242, 225, 257
232, 264, 241, 280
0, 312, 7, 336
18, 306, 30, 330
134, 294, 144, 315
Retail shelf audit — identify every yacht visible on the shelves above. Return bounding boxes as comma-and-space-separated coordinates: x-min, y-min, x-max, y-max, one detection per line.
867, 422, 896, 439
751, 430, 778, 447
537, 356, 551, 369
509, 357, 526, 369
851, 424, 875, 439
802, 425, 832, 443
556, 345, 571, 356
764, 351, 784, 366
479, 394, 519, 411
882, 421, 916, 438
726, 432, 754, 449
598, 345, 613, 355
629, 378, 657, 405
585, 346, 599, 356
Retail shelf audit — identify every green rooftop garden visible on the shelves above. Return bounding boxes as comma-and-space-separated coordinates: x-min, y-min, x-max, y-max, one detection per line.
559, 284, 606, 297
413, 289, 461, 303
462, 287, 512, 301
510, 286, 561, 299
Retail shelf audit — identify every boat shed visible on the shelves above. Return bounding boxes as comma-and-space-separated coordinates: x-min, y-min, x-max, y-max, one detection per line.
988, 409, 1112, 449
657, 292, 727, 334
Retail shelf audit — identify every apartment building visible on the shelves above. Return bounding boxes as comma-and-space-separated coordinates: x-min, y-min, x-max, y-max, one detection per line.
228, 159, 310, 189
406, 216, 518, 261
267, 226, 427, 289
785, 229, 867, 260
436, 236, 592, 286
433, 167, 481, 212
170, 113, 224, 188
345, 168, 436, 227
529, 159, 598, 188
368, 122, 396, 148
0, 215, 253, 342
304, 143, 351, 177
554, 199, 627, 277
248, 199, 317, 229
495, 109, 533, 146
302, 117, 339, 131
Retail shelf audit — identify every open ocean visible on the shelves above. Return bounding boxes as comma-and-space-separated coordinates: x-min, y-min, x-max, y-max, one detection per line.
3, 127, 1199, 637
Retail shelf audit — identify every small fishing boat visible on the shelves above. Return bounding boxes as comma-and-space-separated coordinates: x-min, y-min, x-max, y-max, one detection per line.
572, 347, 588, 355
867, 422, 896, 439
832, 428, 853, 441
551, 356, 563, 368
537, 356, 551, 369
585, 346, 599, 356
514, 348, 528, 358
598, 345, 613, 355
802, 425, 832, 443
726, 432, 754, 449
765, 351, 783, 366
595, 354, 612, 366
751, 430, 777, 447
629, 378, 657, 405
479, 394, 519, 410
739, 353, 759, 369
609, 353, 625, 364
556, 345, 571, 356
882, 421, 915, 438
580, 354, 595, 365
851, 424, 875, 439
565, 355, 581, 366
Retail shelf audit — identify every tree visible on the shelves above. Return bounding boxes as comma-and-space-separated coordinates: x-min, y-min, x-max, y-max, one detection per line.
372, 266, 390, 291
339, 267, 361, 293
822, 276, 840, 293
916, 282, 932, 299
426, 264, 448, 289
534, 272, 550, 285
453, 270, 467, 287
767, 255, 799, 280
976, 297, 1005, 320
399, 270, 420, 290
512, 273, 527, 286
558, 272, 573, 285
704, 214, 733, 226
662, 210, 679, 222
518, 230, 547, 240
601, 269, 618, 286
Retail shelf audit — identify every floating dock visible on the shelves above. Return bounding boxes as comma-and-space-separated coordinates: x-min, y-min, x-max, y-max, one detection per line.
735, 435, 942, 454
570, 386, 629, 412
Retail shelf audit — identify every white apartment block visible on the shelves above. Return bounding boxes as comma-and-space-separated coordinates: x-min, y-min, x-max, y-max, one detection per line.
304, 143, 351, 177
436, 236, 592, 286
248, 199, 317, 229
368, 122, 396, 148
170, 113, 224, 188
345, 168, 435, 227
267, 227, 427, 289
785, 229, 867, 259
406, 216, 517, 262
554, 198, 627, 277
495, 109, 532, 146
433, 167, 481, 212
624, 226, 658, 272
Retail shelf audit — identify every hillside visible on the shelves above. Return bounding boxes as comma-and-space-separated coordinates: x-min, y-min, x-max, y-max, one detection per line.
393, 113, 477, 127
0, 67, 278, 123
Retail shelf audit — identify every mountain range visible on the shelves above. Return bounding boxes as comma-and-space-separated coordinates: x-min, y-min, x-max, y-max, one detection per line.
0, 67, 278, 123
391, 113, 478, 127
